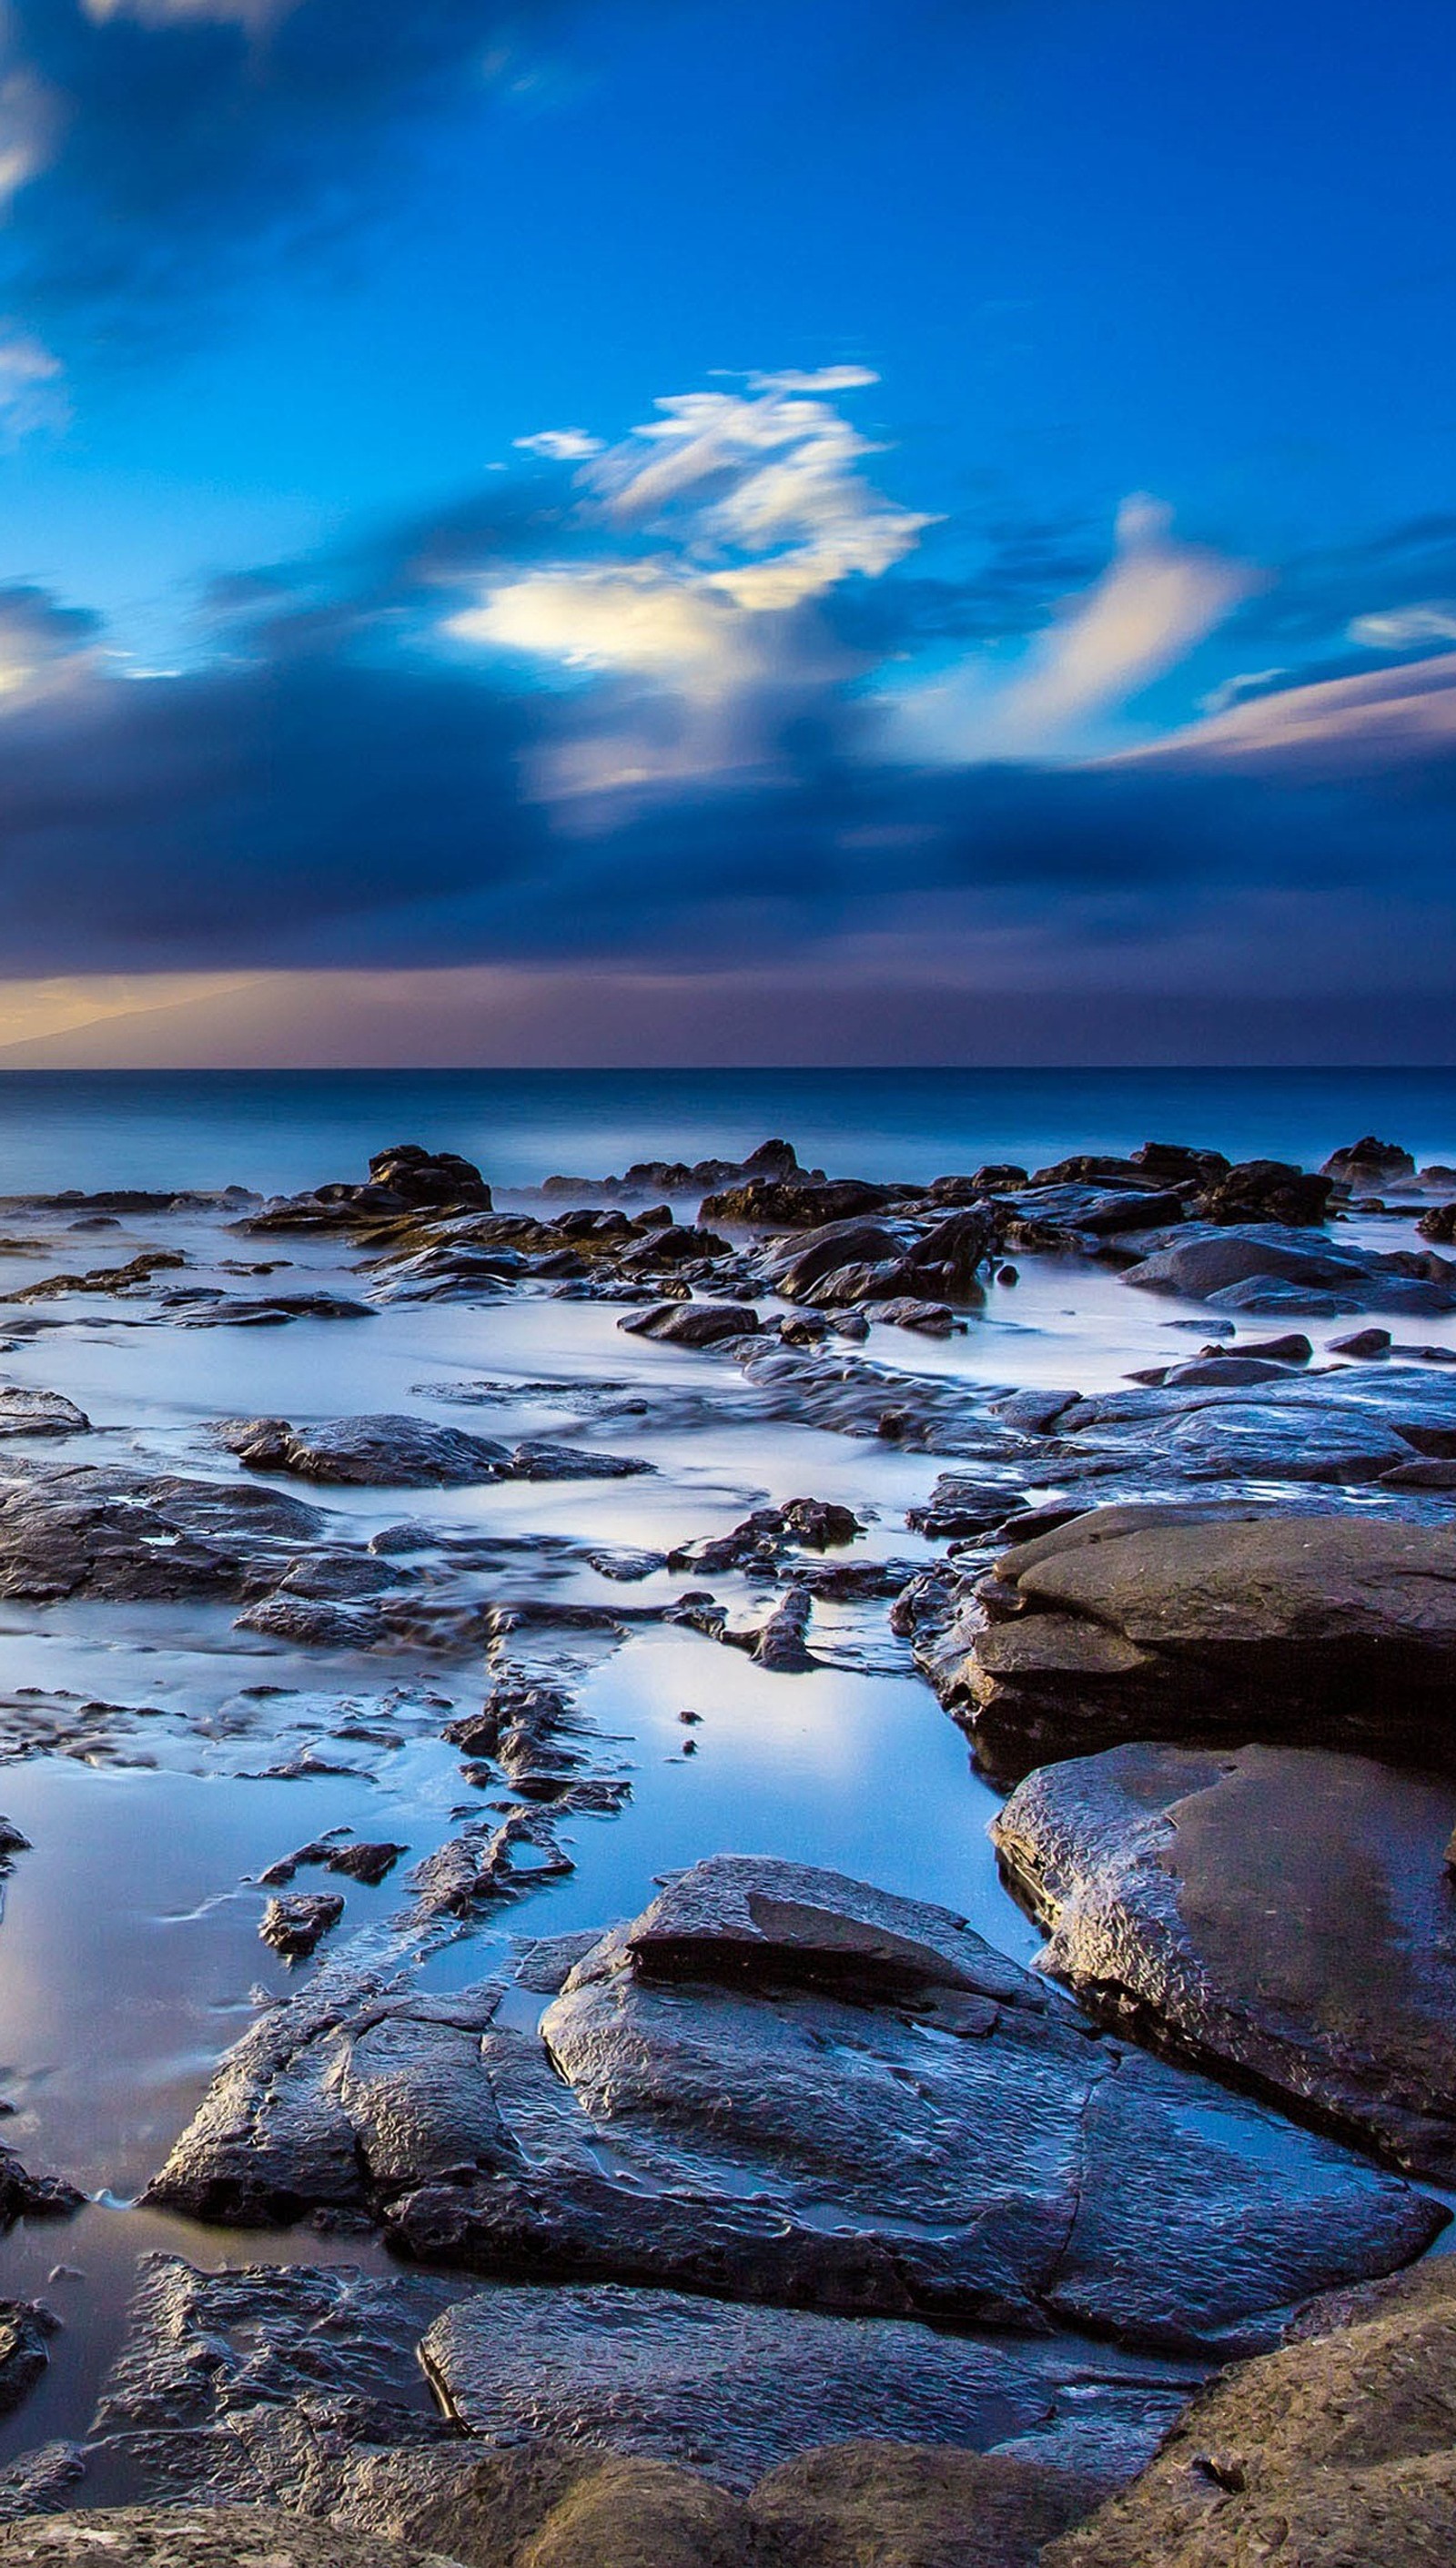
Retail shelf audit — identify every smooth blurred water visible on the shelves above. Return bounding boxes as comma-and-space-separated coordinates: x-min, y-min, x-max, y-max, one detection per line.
1, 1066, 1455, 1197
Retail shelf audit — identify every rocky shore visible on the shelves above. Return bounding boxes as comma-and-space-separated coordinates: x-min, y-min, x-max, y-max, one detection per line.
0, 1125, 1452, 2560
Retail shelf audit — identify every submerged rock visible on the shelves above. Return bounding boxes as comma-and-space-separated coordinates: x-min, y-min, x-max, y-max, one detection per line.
0, 2305, 56, 2419
932, 1505, 1456, 1778
1045, 2256, 1456, 2567
995, 1741, 1456, 2181
145, 1858, 1442, 2355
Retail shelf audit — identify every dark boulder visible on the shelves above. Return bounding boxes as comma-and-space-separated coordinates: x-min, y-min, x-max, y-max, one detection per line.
928, 1505, 1456, 1780
1321, 1134, 1417, 1190
1196, 1160, 1333, 1226
1420, 1200, 1456, 1245
995, 1741, 1456, 2180
146, 1858, 1443, 2355
259, 1892, 346, 1959
699, 1176, 898, 1226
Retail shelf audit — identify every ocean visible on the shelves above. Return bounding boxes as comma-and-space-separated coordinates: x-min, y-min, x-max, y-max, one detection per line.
1, 1065, 1454, 1198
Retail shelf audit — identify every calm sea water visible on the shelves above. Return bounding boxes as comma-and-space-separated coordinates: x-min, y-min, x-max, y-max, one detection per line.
1, 1067, 1454, 1198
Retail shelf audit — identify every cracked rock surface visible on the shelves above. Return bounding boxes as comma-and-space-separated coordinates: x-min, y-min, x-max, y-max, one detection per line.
142, 1858, 1441, 2354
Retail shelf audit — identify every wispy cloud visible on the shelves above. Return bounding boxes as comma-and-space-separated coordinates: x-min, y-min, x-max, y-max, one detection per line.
1112, 650, 1456, 777
891, 494, 1260, 761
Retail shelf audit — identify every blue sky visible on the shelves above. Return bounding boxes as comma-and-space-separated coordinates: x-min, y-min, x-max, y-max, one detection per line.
0, 0, 1451, 1059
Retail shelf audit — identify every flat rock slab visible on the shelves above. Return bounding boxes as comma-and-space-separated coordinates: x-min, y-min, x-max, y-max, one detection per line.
422, 2283, 1196, 2488
995, 1741, 1456, 2182
0, 1465, 326, 1603
221, 1415, 650, 1487
1045, 2253, 1456, 2567
0, 2511, 461, 2567
145, 1859, 1441, 2357
937, 1504, 1456, 1776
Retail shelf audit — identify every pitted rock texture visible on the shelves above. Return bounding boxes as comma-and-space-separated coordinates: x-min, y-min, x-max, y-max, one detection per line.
925, 1504, 1456, 1779
994, 1742, 1456, 2182
0, 2510, 462, 2566
1044, 2255, 1456, 2566
143, 1859, 1441, 2355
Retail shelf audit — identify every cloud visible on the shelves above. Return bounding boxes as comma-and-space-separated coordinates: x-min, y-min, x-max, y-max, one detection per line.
511, 429, 605, 460
451, 370, 929, 801
0, 325, 66, 432
1349, 602, 1456, 650
0, 0, 537, 328
0, 582, 101, 698
1113, 651, 1456, 777
893, 494, 1261, 761
0, 375, 1453, 1054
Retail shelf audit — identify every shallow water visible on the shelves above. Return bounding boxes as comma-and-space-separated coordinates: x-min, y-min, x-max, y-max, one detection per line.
0, 1068, 1450, 2466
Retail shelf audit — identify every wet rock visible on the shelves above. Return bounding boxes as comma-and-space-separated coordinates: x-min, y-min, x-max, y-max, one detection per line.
870, 1296, 960, 1334
700, 1175, 899, 1226
995, 1741, 1456, 2182
759, 1218, 914, 1302
1204, 1276, 1345, 1317
618, 1225, 731, 1271
907, 1477, 1028, 1539
936, 1505, 1456, 1778
421, 2284, 1190, 2489
0, 1392, 88, 1440
1043, 2256, 1456, 2568
239, 1145, 491, 1233
0, 2511, 460, 2566
175, 1291, 375, 1326
260, 1839, 407, 1890
1197, 1160, 1333, 1226
618, 1302, 759, 1348
259, 1892, 346, 1960
738, 1342, 1030, 1457
0, 2147, 83, 2224
1322, 1134, 1417, 1189
1329, 1325, 1393, 1357
0, 1466, 326, 1603
12, 1251, 187, 1303
751, 2442, 1103, 2567
1419, 1199, 1456, 1245
506, 1441, 650, 1481
779, 1498, 861, 1546
545, 1137, 803, 1203
1119, 1226, 1374, 1304
743, 1587, 815, 1670
1161, 1356, 1299, 1386
220, 1414, 512, 1486
0, 2304, 56, 2418
148, 1858, 1443, 2352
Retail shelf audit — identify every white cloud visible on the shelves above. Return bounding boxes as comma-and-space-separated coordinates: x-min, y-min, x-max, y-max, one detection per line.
511, 429, 606, 461
0, 588, 101, 706
745, 365, 880, 394
448, 369, 929, 803
1349, 602, 1456, 650
892, 494, 1260, 762
0, 329, 66, 438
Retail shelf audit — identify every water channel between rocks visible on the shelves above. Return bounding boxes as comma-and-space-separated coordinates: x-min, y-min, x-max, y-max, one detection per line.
0, 1166, 1451, 2471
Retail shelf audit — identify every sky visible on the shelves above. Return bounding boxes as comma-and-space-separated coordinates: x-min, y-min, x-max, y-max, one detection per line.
0, 0, 1451, 1063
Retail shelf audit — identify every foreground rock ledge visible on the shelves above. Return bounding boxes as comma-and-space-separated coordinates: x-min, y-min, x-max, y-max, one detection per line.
924, 1503, 1456, 1779
1045, 2255, 1456, 2565
994, 1740, 1456, 2182
142, 1856, 1441, 2355
0, 2510, 461, 2567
